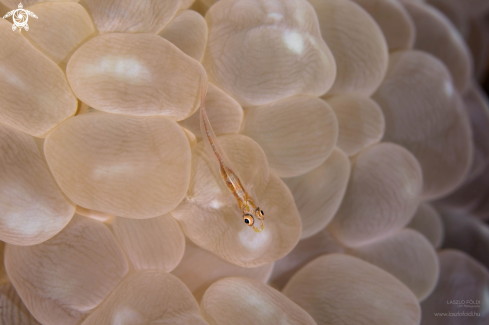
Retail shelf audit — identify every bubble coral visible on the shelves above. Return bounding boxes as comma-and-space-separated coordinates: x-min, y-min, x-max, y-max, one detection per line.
0, 0, 487, 323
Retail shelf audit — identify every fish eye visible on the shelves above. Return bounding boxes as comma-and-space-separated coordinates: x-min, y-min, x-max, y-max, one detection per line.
255, 207, 265, 219
243, 214, 254, 226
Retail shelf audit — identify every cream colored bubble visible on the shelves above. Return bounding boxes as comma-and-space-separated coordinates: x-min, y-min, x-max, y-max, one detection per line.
328, 143, 422, 247
0, 242, 6, 284
5, 215, 128, 325
283, 254, 421, 325
241, 96, 338, 178
421, 250, 489, 325
0, 282, 40, 325
179, 83, 243, 139
112, 214, 185, 272
427, 0, 489, 19
269, 227, 344, 290
190, 1, 211, 16
422, 0, 465, 35
0, 123, 75, 246
23, 2, 95, 64
436, 84, 489, 212
467, 16, 489, 81
309, 0, 388, 96
0, 1, 8, 15
463, 70, 489, 175
471, 186, 489, 220
436, 166, 489, 216
82, 271, 208, 325
201, 277, 316, 325
44, 112, 191, 219
203, 0, 336, 106
83, 0, 181, 33
404, 1, 472, 94
325, 95, 385, 156
351, 0, 415, 51
159, 10, 208, 62
346, 229, 439, 301
181, 0, 196, 9
172, 134, 302, 267
440, 211, 489, 270
172, 238, 273, 302
407, 203, 444, 248
372, 50, 472, 200
200, 0, 219, 9
67, 33, 206, 120
75, 101, 95, 116
283, 148, 350, 239
0, 19, 77, 137
75, 206, 113, 223
182, 126, 198, 147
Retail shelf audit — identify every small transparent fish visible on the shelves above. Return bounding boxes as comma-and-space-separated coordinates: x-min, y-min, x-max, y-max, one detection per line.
199, 77, 265, 232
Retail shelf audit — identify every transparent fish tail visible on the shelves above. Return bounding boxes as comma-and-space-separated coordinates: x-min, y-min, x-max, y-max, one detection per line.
199, 69, 238, 173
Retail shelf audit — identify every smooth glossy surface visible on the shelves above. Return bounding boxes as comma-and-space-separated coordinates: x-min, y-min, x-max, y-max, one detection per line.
0, 19, 77, 137
407, 203, 444, 248
83, 0, 181, 33
427, 0, 489, 19
112, 214, 185, 272
0, 123, 74, 246
203, 0, 336, 106
421, 250, 489, 325
67, 33, 206, 119
283, 148, 350, 239
404, 1, 472, 94
0, 1, 8, 15
346, 229, 439, 301
44, 112, 191, 219
463, 84, 489, 182
283, 254, 421, 325
310, 0, 388, 96
269, 228, 344, 290
201, 277, 316, 325
0, 242, 6, 284
172, 134, 302, 267
241, 96, 338, 178
351, 0, 415, 51
328, 143, 422, 247
467, 16, 489, 81
23, 2, 95, 64
75, 206, 113, 223
373, 50, 472, 200
325, 95, 385, 156
172, 238, 273, 302
435, 84, 489, 213
179, 83, 243, 139
5, 215, 128, 325
159, 9, 208, 62
440, 211, 489, 270
0, 282, 40, 325
82, 271, 208, 325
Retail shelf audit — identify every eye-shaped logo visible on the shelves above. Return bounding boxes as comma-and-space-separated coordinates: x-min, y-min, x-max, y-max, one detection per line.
3, 3, 38, 31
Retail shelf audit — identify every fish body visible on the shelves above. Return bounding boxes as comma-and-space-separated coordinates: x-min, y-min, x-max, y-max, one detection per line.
199, 79, 265, 232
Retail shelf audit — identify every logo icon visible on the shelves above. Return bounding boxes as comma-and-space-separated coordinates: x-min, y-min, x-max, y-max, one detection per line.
3, 3, 37, 31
